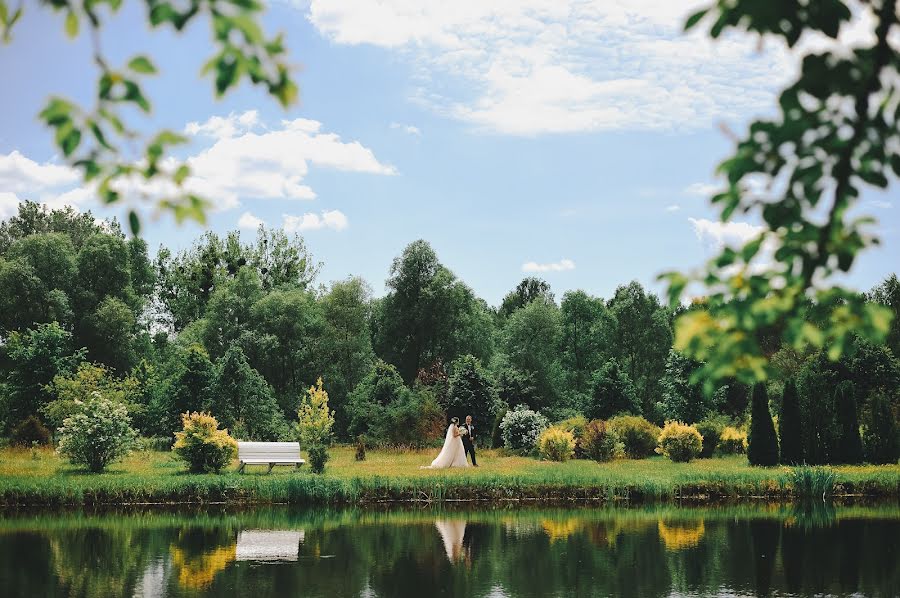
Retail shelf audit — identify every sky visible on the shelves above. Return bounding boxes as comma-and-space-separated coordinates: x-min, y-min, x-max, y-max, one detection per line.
0, 0, 897, 306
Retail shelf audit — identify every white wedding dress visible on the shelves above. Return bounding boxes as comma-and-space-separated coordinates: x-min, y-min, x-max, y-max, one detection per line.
424, 424, 469, 469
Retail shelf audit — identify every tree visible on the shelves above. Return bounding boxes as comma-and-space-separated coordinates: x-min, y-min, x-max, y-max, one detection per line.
207, 346, 284, 441
0, 201, 107, 254
559, 290, 608, 397
82, 296, 138, 372
0, 1, 298, 231
779, 379, 804, 465
868, 274, 900, 358
200, 266, 264, 359
43, 362, 143, 431
658, 350, 711, 424
664, 2, 899, 386
375, 240, 492, 381
6, 232, 77, 298
834, 381, 863, 464
604, 281, 672, 414
165, 345, 214, 434
499, 277, 554, 318
297, 378, 336, 473
445, 355, 500, 425
495, 366, 540, 412
863, 390, 899, 464
0, 258, 48, 332
586, 359, 640, 421
2, 322, 85, 430
748, 383, 779, 466
501, 300, 564, 411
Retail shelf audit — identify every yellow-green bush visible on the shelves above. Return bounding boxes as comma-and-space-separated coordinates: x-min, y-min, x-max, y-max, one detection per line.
555, 415, 588, 457
173, 412, 237, 474
537, 426, 576, 462
581, 419, 623, 462
608, 415, 661, 459
656, 421, 703, 463
718, 426, 748, 455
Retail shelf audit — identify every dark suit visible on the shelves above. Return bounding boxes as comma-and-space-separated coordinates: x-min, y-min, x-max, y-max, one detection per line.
462, 423, 477, 466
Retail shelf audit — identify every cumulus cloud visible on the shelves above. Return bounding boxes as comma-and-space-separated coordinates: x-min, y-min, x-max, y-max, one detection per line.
238, 211, 265, 229
688, 218, 763, 248
683, 182, 719, 197
390, 122, 421, 135
0, 191, 20, 220
283, 209, 349, 232
666, 204, 681, 212
304, 0, 819, 135
522, 258, 575, 273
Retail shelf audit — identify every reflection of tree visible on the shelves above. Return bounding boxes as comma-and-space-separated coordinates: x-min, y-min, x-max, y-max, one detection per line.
657, 520, 705, 551
169, 528, 237, 590
540, 518, 583, 542
750, 520, 780, 597
49, 527, 153, 598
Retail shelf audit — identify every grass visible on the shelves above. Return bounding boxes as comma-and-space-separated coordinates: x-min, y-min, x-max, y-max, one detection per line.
0, 446, 897, 506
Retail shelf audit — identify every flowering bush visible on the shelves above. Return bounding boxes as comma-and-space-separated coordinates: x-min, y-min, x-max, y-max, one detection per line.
581, 420, 623, 462
718, 426, 748, 455
56, 393, 138, 472
173, 412, 237, 473
537, 426, 576, 462
297, 378, 336, 473
500, 405, 549, 453
607, 415, 661, 459
656, 421, 703, 463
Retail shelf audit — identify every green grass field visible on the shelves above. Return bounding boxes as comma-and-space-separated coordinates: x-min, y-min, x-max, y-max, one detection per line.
1, 446, 897, 506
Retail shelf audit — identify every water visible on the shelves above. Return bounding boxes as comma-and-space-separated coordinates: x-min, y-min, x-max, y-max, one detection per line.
0, 503, 897, 597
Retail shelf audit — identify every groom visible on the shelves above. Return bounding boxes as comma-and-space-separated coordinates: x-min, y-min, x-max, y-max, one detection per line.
462, 415, 477, 466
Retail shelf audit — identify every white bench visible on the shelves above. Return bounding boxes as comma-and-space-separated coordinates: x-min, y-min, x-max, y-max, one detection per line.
237, 442, 305, 473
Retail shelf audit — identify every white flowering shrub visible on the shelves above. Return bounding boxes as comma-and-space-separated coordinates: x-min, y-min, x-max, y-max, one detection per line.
56, 393, 137, 472
500, 405, 549, 453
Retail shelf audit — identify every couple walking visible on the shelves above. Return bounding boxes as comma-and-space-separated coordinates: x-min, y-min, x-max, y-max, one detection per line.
424, 415, 478, 469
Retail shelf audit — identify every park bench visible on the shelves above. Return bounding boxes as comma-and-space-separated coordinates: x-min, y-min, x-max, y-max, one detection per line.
237, 441, 305, 474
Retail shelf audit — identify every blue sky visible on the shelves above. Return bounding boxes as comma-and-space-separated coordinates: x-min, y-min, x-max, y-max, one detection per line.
1, 1, 896, 306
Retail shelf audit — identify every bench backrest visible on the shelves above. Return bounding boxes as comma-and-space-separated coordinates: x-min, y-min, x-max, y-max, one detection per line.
238, 442, 301, 461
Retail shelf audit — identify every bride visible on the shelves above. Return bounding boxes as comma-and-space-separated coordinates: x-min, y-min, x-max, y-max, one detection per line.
423, 417, 469, 469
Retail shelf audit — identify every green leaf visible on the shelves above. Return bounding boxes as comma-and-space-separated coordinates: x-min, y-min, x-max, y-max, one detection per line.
128, 211, 141, 236
684, 9, 708, 30
89, 121, 113, 150
64, 10, 78, 38
123, 81, 151, 112
173, 164, 190, 185
127, 55, 157, 74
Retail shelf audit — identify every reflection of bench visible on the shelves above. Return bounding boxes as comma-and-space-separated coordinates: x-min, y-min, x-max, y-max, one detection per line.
236, 530, 303, 562
237, 442, 304, 473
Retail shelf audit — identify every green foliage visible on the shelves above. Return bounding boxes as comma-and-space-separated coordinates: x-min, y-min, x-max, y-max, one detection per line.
499, 405, 549, 453
790, 466, 836, 501
495, 366, 540, 412
0, 0, 298, 229
172, 412, 237, 474
748, 384, 779, 467
559, 290, 608, 396
695, 416, 728, 458
581, 420, 622, 463
445, 354, 500, 425
606, 415, 660, 459
656, 421, 703, 463
586, 358, 640, 420
659, 350, 714, 424
56, 394, 137, 472
779, 379, 804, 465
537, 426, 576, 462
43, 362, 143, 431
502, 300, 564, 410
499, 277, 554, 318
834, 381, 863, 464
868, 274, 900, 358
863, 391, 899, 464
10, 416, 51, 447
297, 378, 335, 474
664, 0, 898, 388
554, 415, 587, 458
164, 345, 214, 433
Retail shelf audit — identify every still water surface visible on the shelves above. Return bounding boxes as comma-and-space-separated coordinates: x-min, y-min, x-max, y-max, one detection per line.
0, 503, 897, 597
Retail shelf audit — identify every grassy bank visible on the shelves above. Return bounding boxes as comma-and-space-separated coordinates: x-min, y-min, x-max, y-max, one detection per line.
1, 446, 897, 506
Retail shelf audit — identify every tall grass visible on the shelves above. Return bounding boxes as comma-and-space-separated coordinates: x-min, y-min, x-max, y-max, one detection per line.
790, 466, 836, 500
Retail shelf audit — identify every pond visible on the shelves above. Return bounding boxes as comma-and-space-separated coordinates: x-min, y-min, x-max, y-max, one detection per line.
0, 503, 897, 597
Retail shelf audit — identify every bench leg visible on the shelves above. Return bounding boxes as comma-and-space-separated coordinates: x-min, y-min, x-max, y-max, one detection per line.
267, 463, 274, 474
238, 462, 245, 474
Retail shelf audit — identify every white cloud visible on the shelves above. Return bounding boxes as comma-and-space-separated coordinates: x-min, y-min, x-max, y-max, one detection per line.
238, 211, 265, 229
688, 217, 763, 248
390, 122, 421, 136
522, 258, 575, 273
0, 111, 393, 216
683, 182, 719, 197
0, 191, 20, 220
305, 0, 830, 135
666, 204, 681, 212
869, 199, 893, 209
283, 209, 349, 232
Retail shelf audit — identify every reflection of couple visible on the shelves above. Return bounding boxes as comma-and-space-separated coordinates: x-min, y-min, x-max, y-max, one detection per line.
424, 416, 478, 469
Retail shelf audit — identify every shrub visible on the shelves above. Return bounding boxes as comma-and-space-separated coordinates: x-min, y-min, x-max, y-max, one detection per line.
57, 394, 138, 472
297, 378, 335, 474
718, 426, 747, 454
695, 416, 727, 458
555, 415, 587, 457
491, 407, 508, 448
863, 391, 899, 464
537, 426, 576, 461
172, 412, 237, 474
748, 383, 779, 466
10, 415, 51, 447
779, 378, 804, 465
607, 415, 660, 459
581, 419, 622, 462
656, 421, 703, 463
355, 435, 367, 461
500, 405, 549, 453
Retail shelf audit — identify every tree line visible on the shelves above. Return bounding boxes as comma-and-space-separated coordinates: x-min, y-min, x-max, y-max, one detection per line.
1, 201, 898, 463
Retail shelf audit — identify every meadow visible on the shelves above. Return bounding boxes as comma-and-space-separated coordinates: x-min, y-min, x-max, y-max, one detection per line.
1, 446, 897, 507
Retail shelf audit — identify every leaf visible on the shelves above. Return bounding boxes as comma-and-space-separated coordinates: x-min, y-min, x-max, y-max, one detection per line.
64, 10, 78, 38
123, 80, 151, 112
128, 211, 141, 236
127, 55, 157, 74
684, 9, 708, 30
173, 164, 190, 185
58, 126, 82, 157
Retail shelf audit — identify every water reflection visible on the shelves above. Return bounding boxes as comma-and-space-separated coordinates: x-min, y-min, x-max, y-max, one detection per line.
0, 503, 897, 597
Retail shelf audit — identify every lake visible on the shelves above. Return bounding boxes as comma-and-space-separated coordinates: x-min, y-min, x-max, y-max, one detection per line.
0, 503, 897, 597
